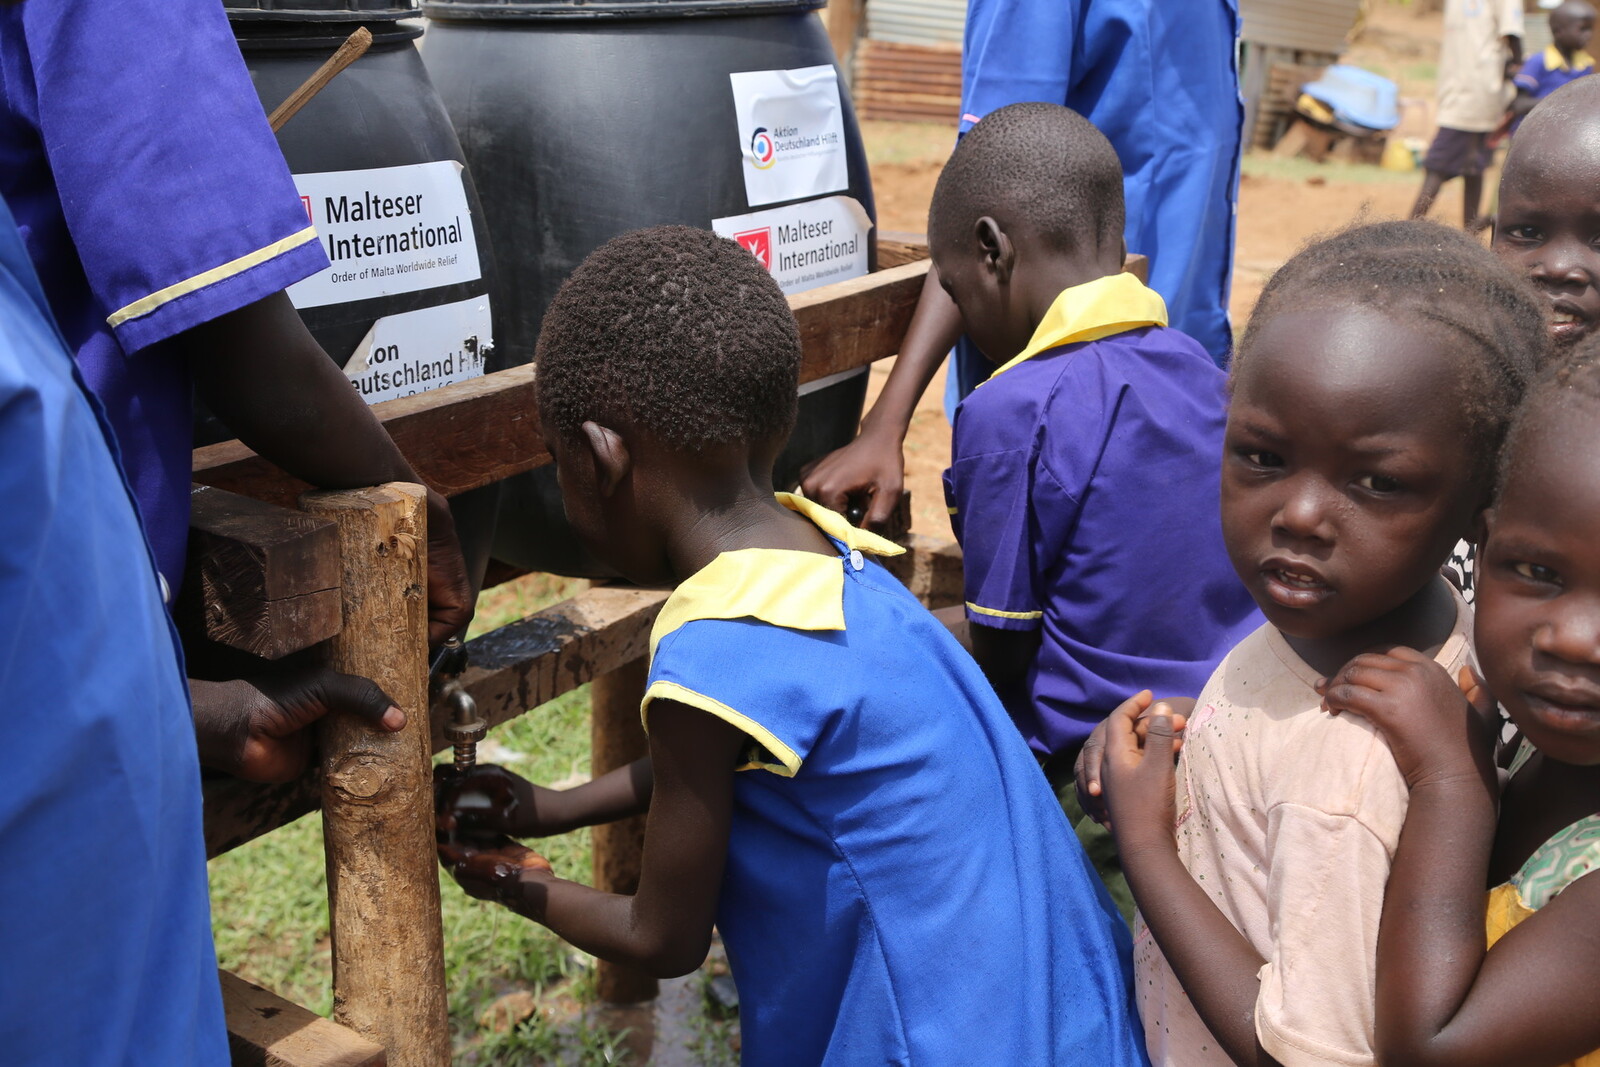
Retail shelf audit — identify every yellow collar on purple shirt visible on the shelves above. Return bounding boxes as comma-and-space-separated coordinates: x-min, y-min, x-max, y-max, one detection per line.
982, 272, 1169, 383
1545, 44, 1596, 72
647, 493, 904, 659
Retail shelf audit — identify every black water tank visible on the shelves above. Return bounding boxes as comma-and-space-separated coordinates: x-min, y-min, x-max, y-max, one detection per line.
219, 0, 506, 588
420, 0, 877, 575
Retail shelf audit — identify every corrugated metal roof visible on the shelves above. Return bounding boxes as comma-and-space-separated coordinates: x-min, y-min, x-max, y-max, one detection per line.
1241, 0, 1362, 54
867, 0, 966, 46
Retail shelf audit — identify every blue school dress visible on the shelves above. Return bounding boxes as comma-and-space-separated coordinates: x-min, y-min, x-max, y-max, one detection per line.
0, 196, 226, 1064
642, 495, 1148, 1066
943, 273, 1260, 758
0, 0, 332, 588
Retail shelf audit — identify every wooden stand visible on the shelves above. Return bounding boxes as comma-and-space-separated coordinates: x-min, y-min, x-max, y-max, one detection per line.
589, 656, 658, 1004
191, 247, 949, 1054
303, 484, 450, 1066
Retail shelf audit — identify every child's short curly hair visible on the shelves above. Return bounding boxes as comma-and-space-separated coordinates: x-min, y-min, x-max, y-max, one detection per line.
1500, 332, 1600, 493
1237, 219, 1548, 488
535, 226, 801, 451
927, 102, 1124, 258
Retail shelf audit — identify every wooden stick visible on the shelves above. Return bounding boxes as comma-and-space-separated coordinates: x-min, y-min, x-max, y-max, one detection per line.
268, 26, 372, 133
590, 657, 658, 1004
302, 483, 449, 1066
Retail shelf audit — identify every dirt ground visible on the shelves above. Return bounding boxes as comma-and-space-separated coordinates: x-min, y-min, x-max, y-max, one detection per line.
859, 0, 1470, 539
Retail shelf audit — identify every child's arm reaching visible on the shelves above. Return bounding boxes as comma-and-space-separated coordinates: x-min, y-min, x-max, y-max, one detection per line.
439, 699, 745, 977
437, 758, 654, 839
1101, 693, 1283, 1067
1322, 652, 1600, 1066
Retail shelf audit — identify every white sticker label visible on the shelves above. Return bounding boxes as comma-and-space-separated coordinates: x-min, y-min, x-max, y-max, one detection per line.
730, 65, 849, 208
288, 161, 482, 309
341, 294, 492, 405
713, 195, 872, 295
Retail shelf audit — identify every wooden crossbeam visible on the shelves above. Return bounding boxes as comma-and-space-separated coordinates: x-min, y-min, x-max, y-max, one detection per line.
220, 970, 386, 1067
192, 261, 931, 507
175, 485, 341, 660
425, 584, 669, 754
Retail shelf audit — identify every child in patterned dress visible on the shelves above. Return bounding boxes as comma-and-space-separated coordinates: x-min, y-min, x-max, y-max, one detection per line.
1320, 343, 1600, 1066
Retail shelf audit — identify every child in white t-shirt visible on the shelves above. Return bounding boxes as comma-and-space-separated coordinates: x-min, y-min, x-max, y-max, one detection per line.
1090, 220, 1547, 1066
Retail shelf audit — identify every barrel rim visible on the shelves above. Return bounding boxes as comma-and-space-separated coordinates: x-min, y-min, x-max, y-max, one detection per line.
224, 0, 417, 21
420, 0, 825, 21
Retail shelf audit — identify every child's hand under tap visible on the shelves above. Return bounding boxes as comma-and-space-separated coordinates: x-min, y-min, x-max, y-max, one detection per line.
1074, 694, 1191, 828
437, 832, 553, 907
1317, 652, 1496, 791
435, 763, 563, 839
1099, 692, 1186, 849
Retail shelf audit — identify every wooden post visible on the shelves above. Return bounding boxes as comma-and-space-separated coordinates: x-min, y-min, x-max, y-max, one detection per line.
302, 483, 450, 1066
590, 655, 658, 1004
827, 0, 866, 83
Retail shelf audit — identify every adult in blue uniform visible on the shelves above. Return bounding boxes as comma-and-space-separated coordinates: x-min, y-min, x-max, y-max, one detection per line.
0, 0, 471, 642
0, 189, 419, 1059
0, 193, 228, 1064
803, 0, 1243, 530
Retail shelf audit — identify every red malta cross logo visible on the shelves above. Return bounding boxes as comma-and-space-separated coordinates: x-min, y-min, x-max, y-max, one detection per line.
733, 227, 773, 271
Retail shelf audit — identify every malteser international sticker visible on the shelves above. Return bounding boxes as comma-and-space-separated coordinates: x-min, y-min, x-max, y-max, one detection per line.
713, 195, 871, 295
730, 65, 849, 207
288, 160, 482, 309
340, 295, 492, 405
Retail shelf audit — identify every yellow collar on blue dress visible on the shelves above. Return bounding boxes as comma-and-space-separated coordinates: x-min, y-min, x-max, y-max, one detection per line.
648, 493, 904, 658
1545, 44, 1596, 72
983, 271, 1168, 383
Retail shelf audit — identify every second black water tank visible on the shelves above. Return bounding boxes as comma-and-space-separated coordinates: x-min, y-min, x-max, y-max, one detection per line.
420, 0, 878, 575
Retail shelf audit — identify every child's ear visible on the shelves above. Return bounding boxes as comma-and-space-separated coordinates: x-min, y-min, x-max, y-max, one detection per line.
974, 216, 1015, 284
579, 421, 632, 497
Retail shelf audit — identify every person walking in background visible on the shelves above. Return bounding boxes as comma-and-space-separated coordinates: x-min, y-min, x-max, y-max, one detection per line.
1412, 0, 1524, 227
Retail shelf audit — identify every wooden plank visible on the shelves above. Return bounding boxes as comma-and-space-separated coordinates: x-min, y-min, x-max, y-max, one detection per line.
176, 486, 341, 660
220, 970, 386, 1067
303, 484, 449, 1066
877, 231, 928, 268
192, 364, 542, 509
427, 584, 670, 752
789, 258, 930, 383
194, 264, 929, 507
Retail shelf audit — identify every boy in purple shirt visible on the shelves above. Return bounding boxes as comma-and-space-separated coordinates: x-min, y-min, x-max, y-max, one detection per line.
934, 105, 1258, 885
1513, 0, 1595, 128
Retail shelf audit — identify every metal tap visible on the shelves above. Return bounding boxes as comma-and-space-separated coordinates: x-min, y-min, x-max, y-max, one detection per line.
431, 637, 485, 772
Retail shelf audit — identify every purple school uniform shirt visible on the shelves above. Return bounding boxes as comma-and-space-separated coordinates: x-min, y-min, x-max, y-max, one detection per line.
0, 0, 331, 587
943, 273, 1260, 757
1516, 45, 1596, 102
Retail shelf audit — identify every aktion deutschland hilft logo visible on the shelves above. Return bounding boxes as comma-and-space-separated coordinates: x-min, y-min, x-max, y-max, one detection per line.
749, 127, 778, 169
